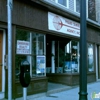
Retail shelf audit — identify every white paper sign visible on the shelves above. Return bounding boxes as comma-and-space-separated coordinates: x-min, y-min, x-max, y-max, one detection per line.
16, 40, 30, 54
48, 12, 80, 37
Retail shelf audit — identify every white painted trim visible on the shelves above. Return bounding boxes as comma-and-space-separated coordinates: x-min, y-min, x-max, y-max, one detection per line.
55, 0, 58, 3
74, 0, 76, 12
67, 0, 69, 8
86, 0, 88, 19
30, 32, 32, 77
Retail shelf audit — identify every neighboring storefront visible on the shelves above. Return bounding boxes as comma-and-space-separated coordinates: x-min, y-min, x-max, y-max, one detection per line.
0, 0, 100, 99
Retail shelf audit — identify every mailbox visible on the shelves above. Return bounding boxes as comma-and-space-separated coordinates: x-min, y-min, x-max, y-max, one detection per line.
19, 60, 31, 87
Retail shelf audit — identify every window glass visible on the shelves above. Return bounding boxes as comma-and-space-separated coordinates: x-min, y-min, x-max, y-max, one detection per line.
63, 40, 79, 73
88, 0, 96, 21
76, 0, 80, 13
32, 34, 44, 55
15, 29, 46, 80
50, 0, 81, 13
16, 29, 30, 54
69, 0, 74, 11
54, 40, 80, 73
88, 43, 94, 72
58, 0, 66, 6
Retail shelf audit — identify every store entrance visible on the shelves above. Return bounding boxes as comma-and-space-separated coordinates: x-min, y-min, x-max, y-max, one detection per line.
0, 30, 3, 91
46, 34, 79, 74
0, 30, 6, 99
46, 34, 80, 86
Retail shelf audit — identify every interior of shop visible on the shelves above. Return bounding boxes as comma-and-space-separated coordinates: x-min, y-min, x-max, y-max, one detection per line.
46, 34, 80, 74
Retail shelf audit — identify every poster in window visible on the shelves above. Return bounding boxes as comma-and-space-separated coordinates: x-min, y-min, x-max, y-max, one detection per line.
36, 56, 45, 74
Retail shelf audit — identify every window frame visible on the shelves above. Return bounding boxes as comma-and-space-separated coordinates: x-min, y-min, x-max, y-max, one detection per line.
15, 29, 46, 80
51, 0, 80, 13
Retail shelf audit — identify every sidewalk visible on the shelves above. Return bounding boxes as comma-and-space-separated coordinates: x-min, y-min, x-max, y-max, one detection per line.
15, 81, 100, 100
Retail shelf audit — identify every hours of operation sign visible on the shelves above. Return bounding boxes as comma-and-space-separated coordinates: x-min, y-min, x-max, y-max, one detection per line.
16, 40, 30, 54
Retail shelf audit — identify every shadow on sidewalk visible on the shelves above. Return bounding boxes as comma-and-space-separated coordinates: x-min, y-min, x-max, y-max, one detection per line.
47, 82, 76, 95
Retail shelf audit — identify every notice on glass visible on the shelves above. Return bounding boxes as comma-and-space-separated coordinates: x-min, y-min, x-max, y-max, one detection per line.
36, 56, 45, 74
16, 40, 30, 54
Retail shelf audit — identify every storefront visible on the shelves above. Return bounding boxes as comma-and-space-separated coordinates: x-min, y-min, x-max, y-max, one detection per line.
46, 12, 96, 85
0, 0, 100, 99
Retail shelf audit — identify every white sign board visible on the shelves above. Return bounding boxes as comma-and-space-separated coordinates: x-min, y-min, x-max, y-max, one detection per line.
16, 40, 30, 54
48, 12, 80, 37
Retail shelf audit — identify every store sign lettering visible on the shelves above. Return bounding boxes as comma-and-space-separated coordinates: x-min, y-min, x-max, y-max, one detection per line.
48, 12, 80, 37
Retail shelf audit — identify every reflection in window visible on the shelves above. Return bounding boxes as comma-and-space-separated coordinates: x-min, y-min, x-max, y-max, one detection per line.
76, 0, 80, 13
51, 0, 80, 13
88, 0, 96, 21
88, 43, 94, 72
63, 41, 79, 73
15, 29, 46, 80
69, 0, 74, 11
32, 34, 44, 55
54, 40, 80, 73
58, 0, 66, 6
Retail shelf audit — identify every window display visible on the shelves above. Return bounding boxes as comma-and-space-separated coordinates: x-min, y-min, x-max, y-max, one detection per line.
63, 41, 79, 73
47, 40, 80, 73
15, 29, 46, 80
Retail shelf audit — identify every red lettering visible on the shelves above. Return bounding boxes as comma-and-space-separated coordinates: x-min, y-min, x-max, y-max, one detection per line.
67, 29, 75, 33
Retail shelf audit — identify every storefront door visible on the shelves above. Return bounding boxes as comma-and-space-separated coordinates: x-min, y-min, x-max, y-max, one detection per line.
0, 31, 3, 91
0, 30, 6, 99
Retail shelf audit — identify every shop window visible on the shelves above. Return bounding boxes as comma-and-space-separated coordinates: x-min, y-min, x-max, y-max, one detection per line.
69, 0, 74, 11
88, 0, 96, 21
50, 0, 100, 23
76, 0, 80, 13
54, 40, 80, 73
58, 0, 66, 6
88, 43, 94, 72
50, 0, 80, 13
15, 29, 46, 80
63, 40, 80, 73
